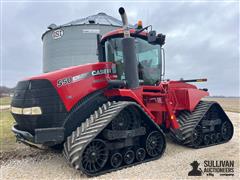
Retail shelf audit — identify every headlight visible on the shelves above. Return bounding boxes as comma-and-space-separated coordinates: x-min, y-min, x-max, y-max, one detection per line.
23, 108, 32, 115
11, 107, 23, 114
31, 107, 42, 115
11, 106, 42, 115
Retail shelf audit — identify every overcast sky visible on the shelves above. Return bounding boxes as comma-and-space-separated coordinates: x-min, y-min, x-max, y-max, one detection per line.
1, 1, 239, 96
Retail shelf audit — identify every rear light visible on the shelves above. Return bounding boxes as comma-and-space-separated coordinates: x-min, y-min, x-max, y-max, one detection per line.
11, 106, 42, 115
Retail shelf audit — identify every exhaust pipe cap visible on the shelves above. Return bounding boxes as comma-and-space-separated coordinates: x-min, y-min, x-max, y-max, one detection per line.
119, 7, 125, 15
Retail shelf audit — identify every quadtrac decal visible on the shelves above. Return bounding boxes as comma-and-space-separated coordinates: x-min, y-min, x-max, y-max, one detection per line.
57, 68, 112, 87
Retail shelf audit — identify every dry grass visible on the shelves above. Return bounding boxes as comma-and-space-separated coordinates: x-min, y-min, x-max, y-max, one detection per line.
0, 97, 12, 106
203, 97, 240, 113
0, 110, 16, 153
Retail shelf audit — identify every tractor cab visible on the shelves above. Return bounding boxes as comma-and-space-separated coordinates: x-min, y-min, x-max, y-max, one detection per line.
99, 28, 166, 85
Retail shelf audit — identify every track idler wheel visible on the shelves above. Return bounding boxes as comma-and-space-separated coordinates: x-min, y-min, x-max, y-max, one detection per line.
110, 152, 122, 168
136, 148, 146, 162
124, 150, 135, 165
203, 134, 210, 145
146, 131, 165, 157
216, 133, 222, 143
210, 133, 217, 144
221, 121, 233, 141
81, 139, 109, 174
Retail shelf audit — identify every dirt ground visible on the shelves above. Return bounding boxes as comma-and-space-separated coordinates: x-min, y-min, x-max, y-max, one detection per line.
1, 112, 239, 179
204, 97, 240, 113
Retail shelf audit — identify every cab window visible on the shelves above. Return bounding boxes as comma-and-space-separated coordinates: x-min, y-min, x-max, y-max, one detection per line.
105, 37, 161, 85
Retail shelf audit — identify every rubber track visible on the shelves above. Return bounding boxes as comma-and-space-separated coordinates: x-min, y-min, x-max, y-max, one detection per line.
169, 101, 233, 148
63, 101, 166, 176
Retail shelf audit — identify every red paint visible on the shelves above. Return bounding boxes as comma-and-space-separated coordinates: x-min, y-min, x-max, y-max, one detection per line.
26, 62, 209, 130
104, 81, 208, 129
27, 62, 116, 111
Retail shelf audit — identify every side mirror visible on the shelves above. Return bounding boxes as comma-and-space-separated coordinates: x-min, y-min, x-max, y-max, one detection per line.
148, 31, 166, 46
147, 30, 157, 43
157, 33, 166, 46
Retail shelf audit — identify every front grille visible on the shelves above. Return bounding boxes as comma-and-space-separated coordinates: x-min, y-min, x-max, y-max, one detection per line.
11, 79, 67, 134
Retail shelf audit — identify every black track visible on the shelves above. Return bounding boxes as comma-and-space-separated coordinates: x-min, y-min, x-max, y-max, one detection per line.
169, 101, 234, 148
63, 101, 166, 176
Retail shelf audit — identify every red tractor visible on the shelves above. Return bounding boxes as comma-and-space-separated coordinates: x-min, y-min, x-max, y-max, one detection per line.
11, 7, 233, 176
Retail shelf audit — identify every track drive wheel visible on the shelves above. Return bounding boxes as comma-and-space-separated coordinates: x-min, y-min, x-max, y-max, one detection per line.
111, 107, 140, 130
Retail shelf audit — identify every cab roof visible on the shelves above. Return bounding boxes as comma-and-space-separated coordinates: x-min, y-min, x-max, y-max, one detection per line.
101, 28, 148, 43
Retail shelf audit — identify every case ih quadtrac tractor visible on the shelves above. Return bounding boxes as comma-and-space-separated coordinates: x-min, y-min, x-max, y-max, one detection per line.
11, 7, 233, 176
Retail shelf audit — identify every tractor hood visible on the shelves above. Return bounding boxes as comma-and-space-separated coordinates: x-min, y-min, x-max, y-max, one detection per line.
20, 62, 116, 111
28, 62, 114, 84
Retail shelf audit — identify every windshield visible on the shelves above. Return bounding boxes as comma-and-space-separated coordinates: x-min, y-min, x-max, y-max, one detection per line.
105, 37, 161, 85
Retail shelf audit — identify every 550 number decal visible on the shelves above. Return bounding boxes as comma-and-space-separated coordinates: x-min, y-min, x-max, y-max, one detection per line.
57, 68, 112, 87
57, 77, 72, 87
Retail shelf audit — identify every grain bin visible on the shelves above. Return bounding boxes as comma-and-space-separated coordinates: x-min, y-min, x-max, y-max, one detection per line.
42, 13, 123, 73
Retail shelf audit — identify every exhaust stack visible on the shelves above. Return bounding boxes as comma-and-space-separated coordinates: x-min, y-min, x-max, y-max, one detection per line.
119, 7, 139, 89
119, 7, 129, 38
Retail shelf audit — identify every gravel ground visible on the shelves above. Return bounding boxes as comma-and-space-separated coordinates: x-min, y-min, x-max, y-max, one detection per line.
1, 112, 239, 179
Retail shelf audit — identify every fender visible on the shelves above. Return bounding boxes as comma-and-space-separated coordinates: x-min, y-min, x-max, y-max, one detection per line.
167, 81, 209, 111
63, 90, 108, 137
